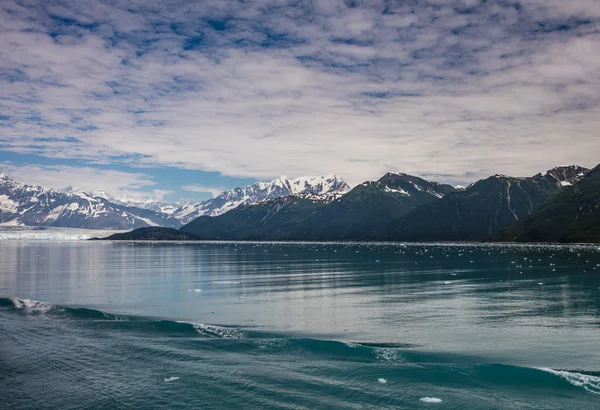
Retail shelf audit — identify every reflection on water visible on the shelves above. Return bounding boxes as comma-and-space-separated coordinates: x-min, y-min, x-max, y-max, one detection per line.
1, 241, 600, 368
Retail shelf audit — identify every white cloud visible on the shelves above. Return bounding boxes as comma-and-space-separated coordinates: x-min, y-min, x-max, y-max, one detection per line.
0, 0, 599, 188
181, 185, 226, 197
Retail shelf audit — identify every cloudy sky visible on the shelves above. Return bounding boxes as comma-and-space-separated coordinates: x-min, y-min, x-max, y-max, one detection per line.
1, 0, 599, 201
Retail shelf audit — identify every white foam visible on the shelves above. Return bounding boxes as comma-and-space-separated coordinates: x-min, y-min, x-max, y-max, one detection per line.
373, 347, 403, 362
11, 298, 58, 315
537, 368, 600, 395
419, 397, 442, 403
164, 377, 180, 383
378, 378, 388, 384
193, 323, 245, 339
192, 289, 202, 293
213, 281, 241, 284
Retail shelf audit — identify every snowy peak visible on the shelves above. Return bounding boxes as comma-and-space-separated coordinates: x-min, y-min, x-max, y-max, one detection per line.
376, 173, 456, 199
534, 165, 589, 186
288, 175, 350, 196
172, 175, 350, 223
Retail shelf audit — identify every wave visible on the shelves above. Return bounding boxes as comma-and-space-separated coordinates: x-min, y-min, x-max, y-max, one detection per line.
0, 297, 417, 363
3, 296, 600, 397
1, 297, 225, 338
537, 368, 600, 395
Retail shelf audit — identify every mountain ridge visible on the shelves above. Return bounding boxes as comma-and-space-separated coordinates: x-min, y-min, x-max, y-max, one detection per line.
0, 175, 181, 230
171, 174, 350, 223
383, 165, 589, 241
179, 172, 457, 240
497, 164, 600, 243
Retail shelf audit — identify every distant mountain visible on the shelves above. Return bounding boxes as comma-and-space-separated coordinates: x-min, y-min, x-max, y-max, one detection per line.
0, 174, 182, 230
172, 175, 350, 223
497, 164, 600, 243
383, 166, 589, 241
93, 193, 189, 216
179, 173, 456, 240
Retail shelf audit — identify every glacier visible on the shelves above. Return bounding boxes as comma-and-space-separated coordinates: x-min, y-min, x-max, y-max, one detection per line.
0, 227, 126, 241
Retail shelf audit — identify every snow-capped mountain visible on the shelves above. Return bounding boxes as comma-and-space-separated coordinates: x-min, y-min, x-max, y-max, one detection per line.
62, 186, 187, 216
172, 174, 350, 223
0, 174, 182, 230
94, 193, 190, 216
532, 165, 588, 186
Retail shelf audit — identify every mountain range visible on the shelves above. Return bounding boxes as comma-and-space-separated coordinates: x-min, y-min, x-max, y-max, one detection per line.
175, 165, 590, 241
0, 174, 181, 230
3, 164, 598, 243
179, 173, 457, 240
171, 175, 350, 223
383, 166, 589, 241
0, 174, 350, 230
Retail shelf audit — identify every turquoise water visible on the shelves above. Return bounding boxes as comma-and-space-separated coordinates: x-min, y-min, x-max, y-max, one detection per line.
1, 241, 600, 409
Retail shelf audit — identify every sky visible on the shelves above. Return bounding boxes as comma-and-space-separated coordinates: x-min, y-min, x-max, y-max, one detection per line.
1, 0, 599, 202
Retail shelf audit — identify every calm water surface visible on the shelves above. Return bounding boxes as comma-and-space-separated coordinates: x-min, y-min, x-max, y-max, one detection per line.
1, 241, 599, 409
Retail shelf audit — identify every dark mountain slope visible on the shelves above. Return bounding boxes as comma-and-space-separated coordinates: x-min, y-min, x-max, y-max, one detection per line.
497, 164, 600, 243
180, 196, 325, 240
383, 166, 588, 241
304, 173, 455, 239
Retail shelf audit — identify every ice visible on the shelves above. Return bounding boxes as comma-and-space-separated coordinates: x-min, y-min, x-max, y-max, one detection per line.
378, 378, 387, 384
0, 227, 126, 241
419, 397, 442, 403
164, 377, 180, 383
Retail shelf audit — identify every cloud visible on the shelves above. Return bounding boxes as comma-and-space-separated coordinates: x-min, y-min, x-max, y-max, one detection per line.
181, 184, 226, 197
0, 0, 599, 187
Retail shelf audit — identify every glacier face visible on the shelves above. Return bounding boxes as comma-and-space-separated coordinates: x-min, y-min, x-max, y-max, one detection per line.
170, 174, 351, 224
0, 227, 127, 241
0, 174, 182, 230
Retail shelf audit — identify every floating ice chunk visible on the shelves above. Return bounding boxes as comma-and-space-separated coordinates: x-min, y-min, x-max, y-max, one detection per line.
378, 378, 387, 384
419, 397, 442, 403
164, 377, 180, 383
538, 282, 544, 285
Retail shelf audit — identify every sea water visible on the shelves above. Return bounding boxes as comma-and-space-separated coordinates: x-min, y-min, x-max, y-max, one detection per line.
1, 241, 599, 409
